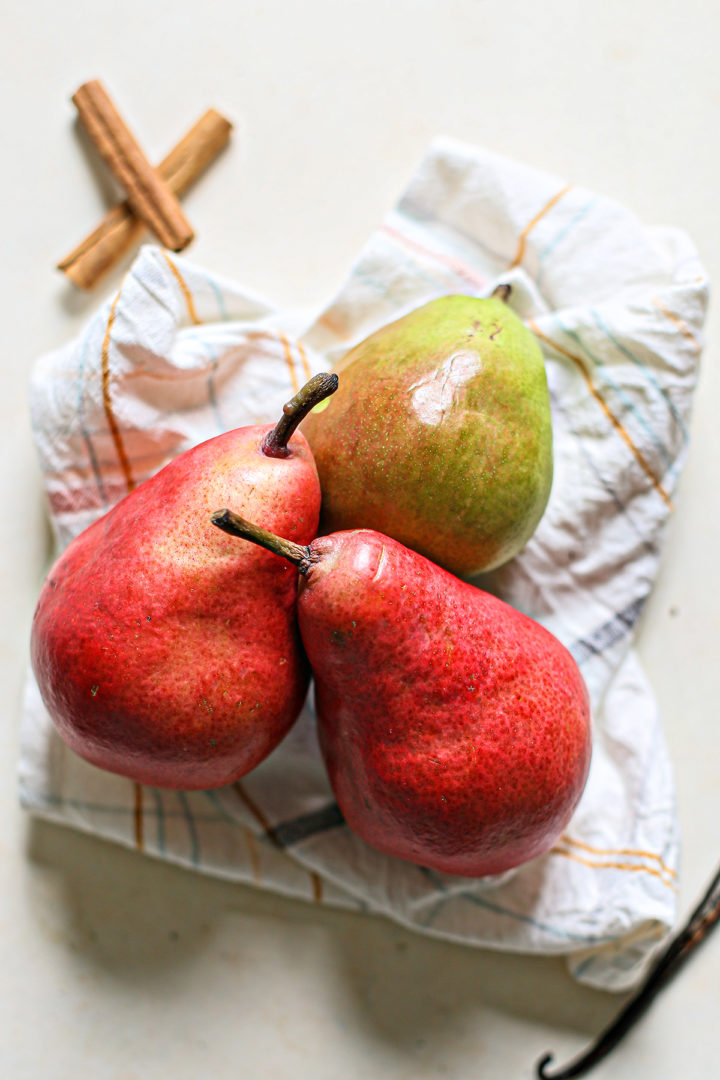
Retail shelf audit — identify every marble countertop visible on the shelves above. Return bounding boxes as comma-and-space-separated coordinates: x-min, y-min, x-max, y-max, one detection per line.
2, 2, 719, 1077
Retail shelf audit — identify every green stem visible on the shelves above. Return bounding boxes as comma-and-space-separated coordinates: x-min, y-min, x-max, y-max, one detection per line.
211, 509, 313, 574
261, 372, 339, 458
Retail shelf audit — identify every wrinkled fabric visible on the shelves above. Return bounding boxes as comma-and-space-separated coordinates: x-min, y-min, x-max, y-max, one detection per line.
20, 137, 708, 990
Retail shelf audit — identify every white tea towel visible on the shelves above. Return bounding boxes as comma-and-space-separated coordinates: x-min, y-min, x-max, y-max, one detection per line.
20, 136, 709, 991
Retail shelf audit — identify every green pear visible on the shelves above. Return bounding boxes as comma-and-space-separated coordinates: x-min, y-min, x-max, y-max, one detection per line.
302, 288, 553, 576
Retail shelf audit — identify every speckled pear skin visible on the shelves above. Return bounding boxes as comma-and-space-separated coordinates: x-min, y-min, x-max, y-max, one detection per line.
31, 428, 319, 789
302, 294, 553, 577
300, 530, 591, 877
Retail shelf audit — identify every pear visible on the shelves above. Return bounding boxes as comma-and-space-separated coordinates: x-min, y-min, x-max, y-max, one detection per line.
211, 512, 591, 877
302, 287, 553, 577
31, 374, 337, 790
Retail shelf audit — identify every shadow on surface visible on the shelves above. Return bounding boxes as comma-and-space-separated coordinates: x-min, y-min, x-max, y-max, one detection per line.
25, 815, 623, 1051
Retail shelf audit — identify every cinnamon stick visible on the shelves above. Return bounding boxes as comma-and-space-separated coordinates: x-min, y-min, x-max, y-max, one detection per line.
58, 109, 232, 290
72, 79, 194, 253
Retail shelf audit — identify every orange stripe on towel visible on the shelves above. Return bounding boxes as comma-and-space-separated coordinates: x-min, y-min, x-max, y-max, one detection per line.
529, 319, 673, 510
297, 339, 312, 382
101, 289, 136, 495
652, 297, 702, 354
162, 251, 201, 325
550, 846, 677, 890
234, 782, 324, 902
561, 834, 677, 878
278, 332, 300, 395
509, 185, 573, 269
133, 783, 144, 851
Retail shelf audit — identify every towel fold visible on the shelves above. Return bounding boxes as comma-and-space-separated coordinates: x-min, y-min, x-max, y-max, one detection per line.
20, 136, 708, 990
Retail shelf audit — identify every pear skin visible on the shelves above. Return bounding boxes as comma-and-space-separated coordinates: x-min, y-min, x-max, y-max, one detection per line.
211, 513, 592, 877
31, 375, 337, 790
302, 291, 553, 577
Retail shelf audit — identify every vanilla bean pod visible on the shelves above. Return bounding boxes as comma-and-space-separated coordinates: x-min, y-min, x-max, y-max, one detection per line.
536, 861, 720, 1079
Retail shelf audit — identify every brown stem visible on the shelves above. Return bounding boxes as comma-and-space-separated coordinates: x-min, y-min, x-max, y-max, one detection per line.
536, 860, 720, 1079
491, 283, 512, 303
211, 509, 313, 574
72, 80, 194, 252
261, 372, 339, 458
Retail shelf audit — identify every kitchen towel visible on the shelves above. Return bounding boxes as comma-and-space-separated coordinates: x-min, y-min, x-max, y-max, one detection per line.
20, 136, 709, 991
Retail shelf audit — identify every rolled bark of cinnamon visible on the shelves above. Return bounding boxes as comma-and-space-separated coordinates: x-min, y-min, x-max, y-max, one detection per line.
71, 80, 195, 253
58, 109, 232, 290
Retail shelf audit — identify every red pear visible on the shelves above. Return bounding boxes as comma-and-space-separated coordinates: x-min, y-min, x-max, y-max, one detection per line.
31, 374, 337, 790
211, 512, 591, 876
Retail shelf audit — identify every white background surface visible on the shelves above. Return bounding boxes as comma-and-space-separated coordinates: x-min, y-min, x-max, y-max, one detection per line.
1, 2, 719, 1077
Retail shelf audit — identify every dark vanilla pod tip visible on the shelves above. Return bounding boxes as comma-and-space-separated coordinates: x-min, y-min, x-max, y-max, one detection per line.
534, 860, 720, 1077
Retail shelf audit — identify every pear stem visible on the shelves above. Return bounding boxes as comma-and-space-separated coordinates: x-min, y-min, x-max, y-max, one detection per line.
491, 283, 512, 303
211, 509, 313, 573
261, 372, 339, 458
